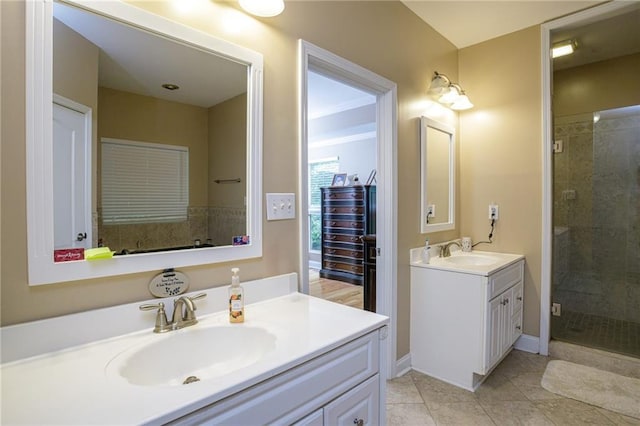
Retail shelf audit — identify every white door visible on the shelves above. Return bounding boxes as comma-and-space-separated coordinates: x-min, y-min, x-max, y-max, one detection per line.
53, 101, 92, 249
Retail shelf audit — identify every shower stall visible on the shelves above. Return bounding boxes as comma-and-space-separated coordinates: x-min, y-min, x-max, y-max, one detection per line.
552, 105, 640, 358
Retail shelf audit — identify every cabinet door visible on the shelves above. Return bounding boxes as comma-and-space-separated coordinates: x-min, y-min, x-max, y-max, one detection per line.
487, 296, 504, 369
324, 375, 379, 426
293, 409, 323, 426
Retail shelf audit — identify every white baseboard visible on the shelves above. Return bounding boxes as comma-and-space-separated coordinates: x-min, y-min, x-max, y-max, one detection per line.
514, 334, 540, 354
394, 352, 412, 377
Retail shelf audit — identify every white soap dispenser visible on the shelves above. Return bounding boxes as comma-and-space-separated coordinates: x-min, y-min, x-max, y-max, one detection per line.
422, 239, 431, 264
229, 267, 244, 323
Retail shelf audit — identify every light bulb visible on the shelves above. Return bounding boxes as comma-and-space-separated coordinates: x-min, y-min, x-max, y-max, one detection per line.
451, 94, 473, 110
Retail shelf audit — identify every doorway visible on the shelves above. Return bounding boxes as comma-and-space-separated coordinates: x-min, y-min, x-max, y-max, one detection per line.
298, 40, 398, 377
52, 95, 93, 250
541, 2, 640, 357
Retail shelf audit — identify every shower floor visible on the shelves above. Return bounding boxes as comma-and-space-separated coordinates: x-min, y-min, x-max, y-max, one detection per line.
551, 309, 640, 359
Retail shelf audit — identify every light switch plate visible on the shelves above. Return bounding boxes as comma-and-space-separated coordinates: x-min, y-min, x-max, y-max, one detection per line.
266, 193, 295, 220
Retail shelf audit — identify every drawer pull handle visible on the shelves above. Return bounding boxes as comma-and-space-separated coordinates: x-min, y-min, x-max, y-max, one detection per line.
354, 419, 364, 426
328, 263, 336, 267
330, 221, 337, 226
351, 222, 358, 227
330, 208, 337, 212
327, 249, 336, 254
329, 193, 336, 198
516, 325, 522, 330
351, 208, 357, 212
328, 236, 337, 240
516, 296, 522, 301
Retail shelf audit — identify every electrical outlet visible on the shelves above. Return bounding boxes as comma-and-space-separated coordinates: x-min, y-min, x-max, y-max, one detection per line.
266, 193, 296, 220
488, 204, 499, 220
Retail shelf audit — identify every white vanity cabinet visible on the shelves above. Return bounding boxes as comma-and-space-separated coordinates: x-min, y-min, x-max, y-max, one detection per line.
410, 254, 524, 391
169, 330, 381, 425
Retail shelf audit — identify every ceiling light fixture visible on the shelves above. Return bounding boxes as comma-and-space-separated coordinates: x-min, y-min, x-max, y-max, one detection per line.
162, 83, 180, 91
428, 71, 473, 111
239, 0, 284, 17
552, 40, 577, 58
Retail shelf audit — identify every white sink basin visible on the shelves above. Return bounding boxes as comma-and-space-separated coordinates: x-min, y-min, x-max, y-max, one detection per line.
441, 253, 500, 266
106, 325, 277, 386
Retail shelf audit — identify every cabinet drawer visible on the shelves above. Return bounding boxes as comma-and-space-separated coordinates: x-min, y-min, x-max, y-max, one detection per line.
325, 220, 364, 230
324, 206, 364, 215
511, 282, 523, 314
488, 261, 523, 300
511, 308, 523, 345
324, 233, 363, 244
324, 260, 364, 275
324, 247, 363, 259
325, 190, 364, 201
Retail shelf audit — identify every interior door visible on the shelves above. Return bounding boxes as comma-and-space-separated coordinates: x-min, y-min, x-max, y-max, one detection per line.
53, 101, 91, 249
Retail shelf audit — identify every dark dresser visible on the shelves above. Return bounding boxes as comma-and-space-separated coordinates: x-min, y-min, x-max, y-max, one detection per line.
320, 185, 376, 286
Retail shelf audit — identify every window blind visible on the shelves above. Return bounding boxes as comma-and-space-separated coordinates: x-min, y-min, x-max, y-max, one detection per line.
101, 138, 189, 224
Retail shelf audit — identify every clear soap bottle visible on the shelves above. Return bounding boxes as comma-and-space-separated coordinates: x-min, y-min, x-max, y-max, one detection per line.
422, 239, 431, 264
229, 267, 244, 323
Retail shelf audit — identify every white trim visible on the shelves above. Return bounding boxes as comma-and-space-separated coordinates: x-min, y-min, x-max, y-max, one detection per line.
298, 40, 398, 385
395, 353, 412, 377
539, 1, 637, 356
514, 334, 540, 354
420, 117, 455, 234
26, 0, 263, 285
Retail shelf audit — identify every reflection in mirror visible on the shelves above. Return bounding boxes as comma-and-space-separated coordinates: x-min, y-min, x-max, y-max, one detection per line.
420, 117, 455, 233
26, 0, 263, 285
53, 2, 247, 254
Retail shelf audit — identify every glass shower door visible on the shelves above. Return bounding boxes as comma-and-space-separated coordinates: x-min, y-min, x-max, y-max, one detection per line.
551, 105, 640, 358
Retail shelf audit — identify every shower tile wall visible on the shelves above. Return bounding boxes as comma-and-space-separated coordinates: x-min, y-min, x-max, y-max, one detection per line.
553, 113, 640, 324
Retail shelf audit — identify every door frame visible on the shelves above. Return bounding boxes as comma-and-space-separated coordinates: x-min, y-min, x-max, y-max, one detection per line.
539, 1, 636, 356
53, 93, 93, 249
298, 40, 398, 379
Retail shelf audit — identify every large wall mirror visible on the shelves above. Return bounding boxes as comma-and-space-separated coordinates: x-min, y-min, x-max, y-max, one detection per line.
420, 117, 455, 233
26, 0, 263, 285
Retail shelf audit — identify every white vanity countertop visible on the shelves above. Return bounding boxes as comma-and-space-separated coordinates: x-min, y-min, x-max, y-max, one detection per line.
1, 288, 388, 425
410, 248, 524, 276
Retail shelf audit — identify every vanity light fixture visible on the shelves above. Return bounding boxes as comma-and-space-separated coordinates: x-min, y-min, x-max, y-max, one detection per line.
552, 40, 577, 58
428, 71, 473, 111
239, 0, 285, 17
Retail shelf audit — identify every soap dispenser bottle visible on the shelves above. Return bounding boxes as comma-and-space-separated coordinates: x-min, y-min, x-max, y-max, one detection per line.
422, 239, 431, 264
229, 267, 244, 323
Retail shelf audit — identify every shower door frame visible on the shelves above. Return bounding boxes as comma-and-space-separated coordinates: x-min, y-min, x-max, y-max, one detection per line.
540, 1, 638, 356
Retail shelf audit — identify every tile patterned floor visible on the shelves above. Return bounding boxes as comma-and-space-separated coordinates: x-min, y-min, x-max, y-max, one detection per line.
387, 349, 640, 425
551, 310, 640, 359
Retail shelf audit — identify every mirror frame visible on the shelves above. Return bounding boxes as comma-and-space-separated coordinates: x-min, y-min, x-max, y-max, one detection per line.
26, 0, 263, 285
420, 117, 455, 233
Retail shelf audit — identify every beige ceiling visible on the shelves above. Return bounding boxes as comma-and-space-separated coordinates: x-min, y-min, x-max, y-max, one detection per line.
400, 1, 602, 48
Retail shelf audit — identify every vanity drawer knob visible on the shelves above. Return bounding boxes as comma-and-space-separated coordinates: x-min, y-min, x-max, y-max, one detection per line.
354, 419, 364, 426
516, 325, 522, 330
517, 296, 523, 301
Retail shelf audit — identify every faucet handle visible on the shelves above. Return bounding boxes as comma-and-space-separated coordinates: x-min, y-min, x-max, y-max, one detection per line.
189, 293, 207, 302
139, 302, 171, 333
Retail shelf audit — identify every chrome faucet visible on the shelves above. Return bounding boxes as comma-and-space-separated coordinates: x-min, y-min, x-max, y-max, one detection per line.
440, 241, 461, 258
140, 293, 206, 333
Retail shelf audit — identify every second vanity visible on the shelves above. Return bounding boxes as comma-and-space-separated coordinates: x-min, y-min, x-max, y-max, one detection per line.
1, 273, 388, 425
410, 246, 525, 391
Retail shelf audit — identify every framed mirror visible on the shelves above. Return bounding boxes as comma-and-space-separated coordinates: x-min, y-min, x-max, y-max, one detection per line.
420, 117, 455, 233
26, 0, 263, 285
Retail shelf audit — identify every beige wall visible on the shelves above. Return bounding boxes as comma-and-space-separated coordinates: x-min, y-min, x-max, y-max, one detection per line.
98, 87, 210, 206
459, 26, 543, 337
1, 1, 458, 360
553, 53, 640, 117
208, 93, 247, 209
